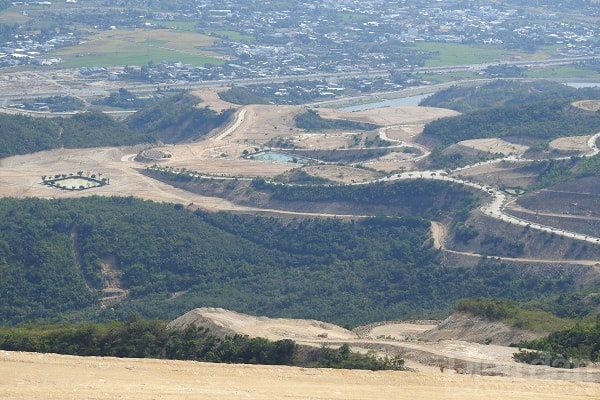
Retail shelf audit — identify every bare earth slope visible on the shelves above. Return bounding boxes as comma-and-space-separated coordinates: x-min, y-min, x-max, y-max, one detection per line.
165, 308, 600, 383
418, 312, 541, 346
168, 307, 358, 341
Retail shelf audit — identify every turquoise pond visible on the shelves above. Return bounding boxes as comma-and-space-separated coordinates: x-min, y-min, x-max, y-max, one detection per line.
251, 151, 309, 163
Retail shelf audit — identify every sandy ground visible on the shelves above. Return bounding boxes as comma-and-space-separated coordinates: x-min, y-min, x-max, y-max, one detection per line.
2, 350, 599, 400
316, 105, 459, 126
430, 221, 448, 249
573, 99, 600, 112
457, 138, 529, 155
2, 306, 600, 395
549, 135, 592, 152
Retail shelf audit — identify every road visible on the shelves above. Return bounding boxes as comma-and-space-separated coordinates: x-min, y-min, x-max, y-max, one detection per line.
379, 132, 600, 245
0, 55, 596, 105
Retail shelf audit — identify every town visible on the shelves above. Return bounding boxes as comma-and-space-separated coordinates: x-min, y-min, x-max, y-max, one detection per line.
0, 0, 598, 78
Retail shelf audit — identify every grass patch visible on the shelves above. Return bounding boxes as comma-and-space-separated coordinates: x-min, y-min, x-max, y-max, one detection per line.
415, 42, 510, 67
502, 309, 573, 333
0, 7, 32, 24
414, 42, 554, 67
337, 11, 370, 23
146, 20, 198, 32
416, 71, 482, 84
200, 29, 254, 43
52, 28, 225, 68
457, 298, 575, 333
526, 66, 600, 80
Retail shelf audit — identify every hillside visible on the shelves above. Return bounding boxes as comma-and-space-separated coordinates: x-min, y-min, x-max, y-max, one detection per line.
1, 196, 586, 326
420, 80, 600, 113
418, 312, 541, 346
164, 308, 600, 380
166, 308, 549, 374
0, 83, 598, 330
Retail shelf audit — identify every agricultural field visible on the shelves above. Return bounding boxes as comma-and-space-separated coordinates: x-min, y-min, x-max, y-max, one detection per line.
53, 28, 224, 68
414, 42, 541, 67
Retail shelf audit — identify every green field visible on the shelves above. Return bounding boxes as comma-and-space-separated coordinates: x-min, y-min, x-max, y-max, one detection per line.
52, 28, 225, 68
0, 7, 31, 24
526, 65, 600, 80
415, 42, 554, 67
416, 71, 483, 84
146, 20, 198, 32
197, 29, 254, 43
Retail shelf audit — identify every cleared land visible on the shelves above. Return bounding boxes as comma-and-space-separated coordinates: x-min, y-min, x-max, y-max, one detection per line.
166, 308, 600, 381
2, 350, 599, 400
573, 99, 600, 112
0, 96, 459, 204
457, 138, 529, 155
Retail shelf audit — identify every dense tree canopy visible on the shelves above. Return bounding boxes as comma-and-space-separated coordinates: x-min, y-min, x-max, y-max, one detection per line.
513, 321, 600, 365
0, 111, 153, 158
0, 92, 233, 159
126, 92, 234, 143
422, 100, 600, 146
0, 196, 580, 327
420, 80, 600, 113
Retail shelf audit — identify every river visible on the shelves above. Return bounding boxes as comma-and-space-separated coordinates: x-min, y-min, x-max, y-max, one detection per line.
340, 93, 433, 111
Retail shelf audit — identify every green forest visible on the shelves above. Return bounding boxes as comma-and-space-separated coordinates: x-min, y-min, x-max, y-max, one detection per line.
422, 99, 600, 146
0, 92, 233, 158
0, 195, 579, 327
513, 322, 600, 365
0, 111, 152, 158
125, 92, 234, 143
420, 80, 600, 113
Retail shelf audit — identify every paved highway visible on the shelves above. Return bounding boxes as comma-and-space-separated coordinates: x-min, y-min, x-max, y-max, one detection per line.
0, 55, 596, 104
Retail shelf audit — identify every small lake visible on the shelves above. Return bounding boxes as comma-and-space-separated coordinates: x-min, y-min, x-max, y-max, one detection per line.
562, 82, 600, 88
342, 82, 600, 112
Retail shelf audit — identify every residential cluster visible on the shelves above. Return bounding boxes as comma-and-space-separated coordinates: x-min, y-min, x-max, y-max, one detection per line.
0, 0, 598, 80
0, 31, 73, 67
191, 0, 599, 74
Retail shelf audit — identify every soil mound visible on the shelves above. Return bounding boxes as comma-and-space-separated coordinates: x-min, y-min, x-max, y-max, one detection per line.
419, 312, 542, 346
167, 307, 358, 341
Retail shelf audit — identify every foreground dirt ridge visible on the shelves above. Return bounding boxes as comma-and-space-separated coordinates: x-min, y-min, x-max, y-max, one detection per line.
1, 350, 599, 400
